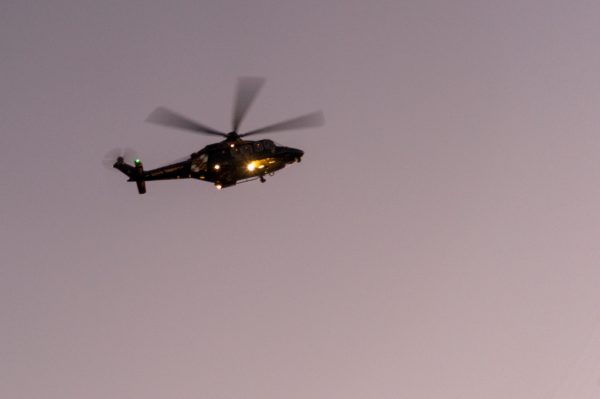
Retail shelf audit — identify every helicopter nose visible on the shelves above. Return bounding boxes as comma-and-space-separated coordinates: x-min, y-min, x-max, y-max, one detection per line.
292, 148, 304, 162
279, 147, 304, 163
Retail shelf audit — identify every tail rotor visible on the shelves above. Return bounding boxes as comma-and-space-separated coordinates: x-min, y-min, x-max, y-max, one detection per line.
102, 148, 139, 169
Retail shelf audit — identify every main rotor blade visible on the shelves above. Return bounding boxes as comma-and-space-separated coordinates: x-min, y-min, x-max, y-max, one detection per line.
240, 111, 325, 137
232, 77, 266, 133
146, 107, 227, 137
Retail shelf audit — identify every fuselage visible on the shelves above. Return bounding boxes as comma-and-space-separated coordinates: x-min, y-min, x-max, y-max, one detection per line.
191, 138, 303, 187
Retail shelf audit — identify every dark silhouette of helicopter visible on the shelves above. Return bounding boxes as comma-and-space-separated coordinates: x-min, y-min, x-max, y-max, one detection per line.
112, 77, 324, 194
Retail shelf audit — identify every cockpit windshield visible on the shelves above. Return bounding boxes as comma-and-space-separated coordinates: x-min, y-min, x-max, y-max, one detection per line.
254, 139, 275, 153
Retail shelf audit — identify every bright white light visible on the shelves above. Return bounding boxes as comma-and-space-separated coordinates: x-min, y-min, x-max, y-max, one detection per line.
214, 164, 220, 170
215, 184, 222, 190
247, 162, 256, 172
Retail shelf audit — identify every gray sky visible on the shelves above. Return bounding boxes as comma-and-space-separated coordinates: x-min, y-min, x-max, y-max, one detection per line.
2, 1, 600, 398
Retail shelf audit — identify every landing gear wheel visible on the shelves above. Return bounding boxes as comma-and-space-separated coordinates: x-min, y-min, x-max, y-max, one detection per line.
260, 176, 266, 183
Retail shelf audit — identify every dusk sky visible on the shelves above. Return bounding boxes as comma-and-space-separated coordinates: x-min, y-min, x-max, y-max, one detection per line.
3, 1, 600, 398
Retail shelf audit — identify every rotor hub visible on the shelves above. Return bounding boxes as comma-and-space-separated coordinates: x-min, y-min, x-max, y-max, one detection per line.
226, 131, 241, 141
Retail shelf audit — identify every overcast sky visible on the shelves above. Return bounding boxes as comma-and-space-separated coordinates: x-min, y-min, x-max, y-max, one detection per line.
3, 1, 600, 398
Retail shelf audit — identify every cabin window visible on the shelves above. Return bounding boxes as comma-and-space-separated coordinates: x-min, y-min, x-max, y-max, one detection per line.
263, 140, 273, 150
254, 142, 263, 152
239, 144, 252, 155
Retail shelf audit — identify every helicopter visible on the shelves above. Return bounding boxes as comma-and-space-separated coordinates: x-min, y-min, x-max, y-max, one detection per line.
111, 77, 324, 194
